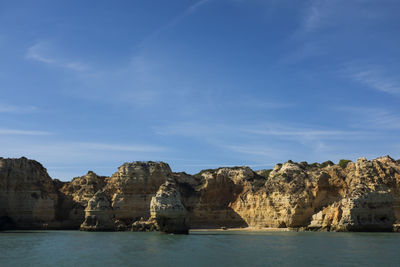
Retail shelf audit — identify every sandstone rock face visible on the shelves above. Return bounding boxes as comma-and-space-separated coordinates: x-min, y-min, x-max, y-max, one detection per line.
230, 156, 399, 231
307, 157, 398, 231
0, 157, 57, 229
176, 167, 265, 228
150, 180, 189, 234
309, 191, 395, 231
56, 171, 107, 229
61, 171, 107, 206
106, 162, 171, 223
2, 156, 400, 232
80, 190, 114, 231
231, 162, 346, 228
131, 217, 158, 232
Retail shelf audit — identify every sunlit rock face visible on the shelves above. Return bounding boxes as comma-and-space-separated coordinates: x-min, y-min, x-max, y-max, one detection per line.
231, 156, 400, 231
150, 180, 189, 234
2, 156, 400, 232
105, 161, 172, 223
80, 190, 114, 231
0, 157, 58, 229
309, 191, 395, 231
231, 161, 347, 228
176, 167, 264, 228
57, 171, 108, 229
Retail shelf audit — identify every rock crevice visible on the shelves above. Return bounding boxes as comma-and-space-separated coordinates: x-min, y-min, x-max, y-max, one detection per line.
1, 156, 400, 232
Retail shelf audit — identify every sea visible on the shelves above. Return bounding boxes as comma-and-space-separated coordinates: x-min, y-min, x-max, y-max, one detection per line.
1, 230, 399, 267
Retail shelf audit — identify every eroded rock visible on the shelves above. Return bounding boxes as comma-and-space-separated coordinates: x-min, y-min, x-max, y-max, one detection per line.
0, 157, 58, 229
150, 180, 189, 234
106, 161, 171, 222
80, 190, 114, 231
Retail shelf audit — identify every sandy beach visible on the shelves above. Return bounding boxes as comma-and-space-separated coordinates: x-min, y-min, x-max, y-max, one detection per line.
190, 227, 292, 233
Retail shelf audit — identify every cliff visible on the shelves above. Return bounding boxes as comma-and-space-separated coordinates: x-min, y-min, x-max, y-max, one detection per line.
1, 156, 400, 233
0, 157, 58, 229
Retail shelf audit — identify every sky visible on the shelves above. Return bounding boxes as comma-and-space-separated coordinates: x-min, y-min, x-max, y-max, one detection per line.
1, 0, 400, 180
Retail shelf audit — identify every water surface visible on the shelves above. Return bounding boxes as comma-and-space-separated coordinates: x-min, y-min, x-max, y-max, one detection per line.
1, 230, 399, 266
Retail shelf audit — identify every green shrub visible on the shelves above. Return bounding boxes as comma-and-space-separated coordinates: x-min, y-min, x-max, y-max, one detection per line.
338, 159, 352, 169
321, 160, 334, 168
309, 162, 320, 169
259, 169, 272, 178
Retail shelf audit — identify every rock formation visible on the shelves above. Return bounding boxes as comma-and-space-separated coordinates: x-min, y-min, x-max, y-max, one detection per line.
175, 167, 264, 228
1, 155, 400, 232
308, 191, 395, 231
56, 171, 107, 229
105, 161, 171, 224
0, 157, 58, 229
131, 217, 158, 232
150, 180, 189, 234
80, 190, 114, 231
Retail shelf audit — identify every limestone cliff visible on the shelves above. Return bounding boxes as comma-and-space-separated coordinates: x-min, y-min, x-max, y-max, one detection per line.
231, 161, 347, 228
176, 167, 264, 228
0, 157, 58, 229
150, 180, 189, 234
80, 190, 114, 231
105, 162, 171, 223
56, 171, 107, 229
1, 156, 400, 232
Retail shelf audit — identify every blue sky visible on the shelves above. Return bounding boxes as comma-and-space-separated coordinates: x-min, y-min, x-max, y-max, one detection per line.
1, 0, 400, 180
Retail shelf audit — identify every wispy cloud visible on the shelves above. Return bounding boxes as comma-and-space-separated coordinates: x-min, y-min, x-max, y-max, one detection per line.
242, 126, 362, 139
0, 138, 169, 179
0, 103, 38, 113
0, 128, 51, 136
26, 42, 89, 72
303, 0, 324, 32
345, 64, 400, 95
299, 0, 387, 35
153, 122, 233, 139
336, 106, 400, 130
77, 142, 166, 152
155, 121, 367, 141
223, 144, 288, 158
300, 0, 344, 34
26, 42, 163, 106
139, 0, 211, 45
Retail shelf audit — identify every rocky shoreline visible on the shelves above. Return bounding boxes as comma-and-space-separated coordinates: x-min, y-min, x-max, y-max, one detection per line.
1, 156, 400, 234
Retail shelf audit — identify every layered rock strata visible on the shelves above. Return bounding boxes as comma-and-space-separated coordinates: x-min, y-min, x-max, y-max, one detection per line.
1, 156, 400, 232
80, 190, 114, 231
105, 161, 171, 224
150, 180, 189, 234
0, 157, 58, 229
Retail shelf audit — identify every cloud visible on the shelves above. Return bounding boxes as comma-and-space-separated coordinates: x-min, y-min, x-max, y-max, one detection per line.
26, 43, 54, 64
242, 126, 362, 139
139, 0, 211, 46
26, 41, 88, 72
0, 103, 38, 113
346, 65, 400, 95
77, 142, 166, 152
336, 106, 400, 130
0, 137, 169, 179
0, 139, 167, 157
223, 144, 288, 158
155, 121, 367, 141
303, 1, 324, 32
153, 122, 226, 137
0, 128, 51, 135
300, 0, 345, 34
299, 0, 388, 34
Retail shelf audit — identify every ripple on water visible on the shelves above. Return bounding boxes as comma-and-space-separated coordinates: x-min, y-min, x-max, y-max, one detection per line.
1, 231, 400, 267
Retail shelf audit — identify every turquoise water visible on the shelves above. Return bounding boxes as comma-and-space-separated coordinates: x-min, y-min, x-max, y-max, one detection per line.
1, 230, 400, 267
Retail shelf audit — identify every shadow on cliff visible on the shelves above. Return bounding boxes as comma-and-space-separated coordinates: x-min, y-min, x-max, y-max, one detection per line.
54, 192, 85, 229
176, 180, 249, 229
0, 216, 16, 230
